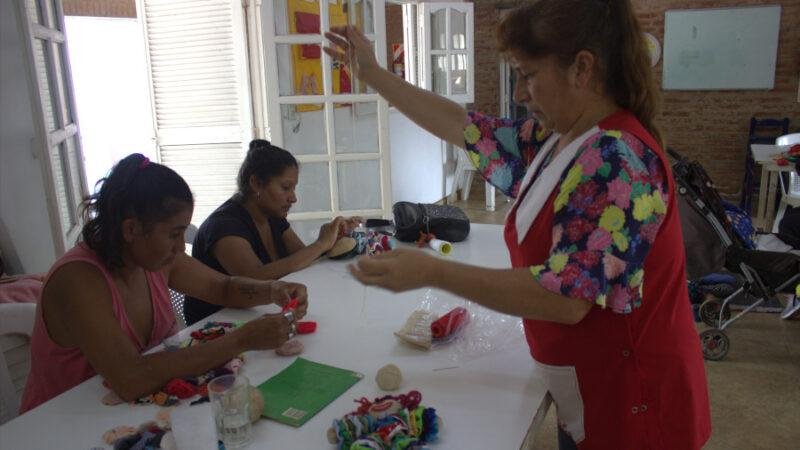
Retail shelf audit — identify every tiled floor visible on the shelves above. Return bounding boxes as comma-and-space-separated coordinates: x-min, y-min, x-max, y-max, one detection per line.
447, 181, 800, 449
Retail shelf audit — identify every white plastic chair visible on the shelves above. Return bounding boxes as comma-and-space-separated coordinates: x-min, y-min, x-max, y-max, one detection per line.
773, 133, 800, 233
449, 150, 497, 211
0, 302, 36, 423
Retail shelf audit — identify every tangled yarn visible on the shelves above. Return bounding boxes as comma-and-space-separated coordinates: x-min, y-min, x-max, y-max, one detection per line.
328, 390, 440, 450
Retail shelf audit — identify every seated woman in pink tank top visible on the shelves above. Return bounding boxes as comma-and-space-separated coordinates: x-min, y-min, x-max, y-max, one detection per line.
20, 153, 309, 413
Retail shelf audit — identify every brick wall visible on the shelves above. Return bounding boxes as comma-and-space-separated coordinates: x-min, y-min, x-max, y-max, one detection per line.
386, 3, 404, 73
63, 0, 135, 18
474, 0, 800, 198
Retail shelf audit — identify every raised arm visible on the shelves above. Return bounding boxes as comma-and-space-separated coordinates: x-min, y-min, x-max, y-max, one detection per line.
42, 262, 296, 401
324, 26, 466, 147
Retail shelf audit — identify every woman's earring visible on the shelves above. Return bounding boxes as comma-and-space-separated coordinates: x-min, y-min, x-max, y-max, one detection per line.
257, 191, 261, 198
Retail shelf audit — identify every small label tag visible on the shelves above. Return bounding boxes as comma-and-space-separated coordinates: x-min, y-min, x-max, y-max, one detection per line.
282, 407, 308, 420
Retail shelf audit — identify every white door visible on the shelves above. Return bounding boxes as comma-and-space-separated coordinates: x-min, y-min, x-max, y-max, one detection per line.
261, 0, 391, 238
418, 2, 474, 104
16, 0, 89, 255
137, 0, 254, 226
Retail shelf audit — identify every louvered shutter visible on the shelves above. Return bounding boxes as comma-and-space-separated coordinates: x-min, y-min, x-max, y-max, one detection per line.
138, 0, 253, 224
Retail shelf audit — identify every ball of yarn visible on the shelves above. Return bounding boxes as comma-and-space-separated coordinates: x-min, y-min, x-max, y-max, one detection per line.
276, 339, 304, 356
375, 364, 402, 391
249, 386, 264, 423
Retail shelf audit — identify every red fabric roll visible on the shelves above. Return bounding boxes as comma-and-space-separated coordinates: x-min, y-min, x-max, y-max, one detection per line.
430, 307, 469, 339
297, 321, 317, 334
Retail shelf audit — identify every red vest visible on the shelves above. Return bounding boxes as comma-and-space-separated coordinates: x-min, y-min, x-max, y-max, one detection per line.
504, 111, 711, 449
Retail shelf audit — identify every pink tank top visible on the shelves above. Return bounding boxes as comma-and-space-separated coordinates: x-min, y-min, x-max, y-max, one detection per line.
19, 243, 178, 413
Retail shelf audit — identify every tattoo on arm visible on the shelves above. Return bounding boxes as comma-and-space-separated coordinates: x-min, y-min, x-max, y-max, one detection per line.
238, 283, 259, 300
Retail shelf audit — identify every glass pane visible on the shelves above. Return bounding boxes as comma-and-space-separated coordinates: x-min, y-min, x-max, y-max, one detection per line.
52, 43, 72, 127
33, 39, 58, 132
336, 41, 377, 94
450, 9, 467, 50
280, 104, 327, 155
430, 9, 447, 50
450, 54, 467, 95
25, 0, 43, 25
330, 0, 348, 30
289, 219, 329, 245
431, 55, 447, 95
65, 135, 86, 211
49, 145, 73, 234
294, 162, 331, 213
337, 160, 380, 210
339, 0, 374, 34
274, 0, 320, 35
334, 102, 378, 154
277, 44, 323, 96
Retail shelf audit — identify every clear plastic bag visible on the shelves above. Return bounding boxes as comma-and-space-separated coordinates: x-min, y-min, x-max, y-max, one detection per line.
394, 289, 523, 363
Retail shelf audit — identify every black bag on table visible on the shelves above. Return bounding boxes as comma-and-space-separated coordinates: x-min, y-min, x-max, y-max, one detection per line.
392, 201, 470, 243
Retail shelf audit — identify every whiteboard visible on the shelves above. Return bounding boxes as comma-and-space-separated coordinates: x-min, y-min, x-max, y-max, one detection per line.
662, 5, 781, 90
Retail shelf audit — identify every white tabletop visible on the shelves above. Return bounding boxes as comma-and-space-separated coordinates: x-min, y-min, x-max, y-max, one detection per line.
0, 224, 548, 449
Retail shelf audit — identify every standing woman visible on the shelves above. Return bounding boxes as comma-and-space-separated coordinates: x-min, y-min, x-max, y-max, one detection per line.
325, 0, 710, 448
185, 139, 359, 325
21, 154, 307, 413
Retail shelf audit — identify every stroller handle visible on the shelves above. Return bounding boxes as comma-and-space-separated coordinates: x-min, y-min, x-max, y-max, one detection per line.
667, 147, 685, 161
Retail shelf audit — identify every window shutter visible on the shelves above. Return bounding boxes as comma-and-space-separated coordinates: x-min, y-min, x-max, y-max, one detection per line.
138, 0, 253, 224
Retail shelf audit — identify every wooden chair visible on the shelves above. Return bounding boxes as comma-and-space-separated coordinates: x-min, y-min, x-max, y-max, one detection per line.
0, 303, 36, 424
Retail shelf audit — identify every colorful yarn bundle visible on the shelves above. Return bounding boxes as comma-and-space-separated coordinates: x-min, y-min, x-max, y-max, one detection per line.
104, 321, 245, 407
366, 230, 396, 256
328, 391, 441, 450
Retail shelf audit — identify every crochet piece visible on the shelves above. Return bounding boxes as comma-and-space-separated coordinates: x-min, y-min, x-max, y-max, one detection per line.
394, 310, 437, 350
328, 391, 441, 450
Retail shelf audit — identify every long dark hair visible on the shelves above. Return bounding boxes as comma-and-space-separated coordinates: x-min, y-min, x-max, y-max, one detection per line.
237, 139, 298, 199
497, 0, 663, 147
81, 153, 193, 268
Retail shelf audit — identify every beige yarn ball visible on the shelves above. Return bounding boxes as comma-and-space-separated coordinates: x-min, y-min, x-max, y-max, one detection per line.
375, 364, 402, 391
249, 386, 264, 423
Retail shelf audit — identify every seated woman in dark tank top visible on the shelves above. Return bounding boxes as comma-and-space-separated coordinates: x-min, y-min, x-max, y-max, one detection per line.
185, 140, 359, 324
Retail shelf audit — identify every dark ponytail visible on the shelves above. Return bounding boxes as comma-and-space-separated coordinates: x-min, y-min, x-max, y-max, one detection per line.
81, 153, 193, 268
237, 139, 298, 199
497, 0, 663, 148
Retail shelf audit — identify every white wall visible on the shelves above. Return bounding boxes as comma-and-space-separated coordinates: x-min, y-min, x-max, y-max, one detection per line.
389, 108, 455, 204
0, 2, 58, 275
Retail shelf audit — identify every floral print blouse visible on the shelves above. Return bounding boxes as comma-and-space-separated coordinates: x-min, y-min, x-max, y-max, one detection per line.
463, 112, 669, 314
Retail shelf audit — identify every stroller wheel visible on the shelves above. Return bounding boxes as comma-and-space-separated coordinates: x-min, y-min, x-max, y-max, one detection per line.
700, 329, 730, 361
699, 298, 731, 327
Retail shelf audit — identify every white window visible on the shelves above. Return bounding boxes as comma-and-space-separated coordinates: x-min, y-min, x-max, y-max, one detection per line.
16, 0, 89, 255
136, 0, 253, 225
413, 2, 474, 104
261, 0, 393, 239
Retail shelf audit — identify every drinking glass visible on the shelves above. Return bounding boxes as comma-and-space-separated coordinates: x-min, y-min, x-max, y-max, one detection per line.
209, 374, 252, 448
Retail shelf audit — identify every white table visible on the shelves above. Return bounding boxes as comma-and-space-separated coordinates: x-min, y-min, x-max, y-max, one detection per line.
0, 224, 549, 449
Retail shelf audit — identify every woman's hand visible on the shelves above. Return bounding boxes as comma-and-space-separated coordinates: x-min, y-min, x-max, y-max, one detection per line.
324, 26, 380, 81
269, 281, 308, 320
348, 248, 439, 292
237, 313, 292, 350
316, 216, 347, 251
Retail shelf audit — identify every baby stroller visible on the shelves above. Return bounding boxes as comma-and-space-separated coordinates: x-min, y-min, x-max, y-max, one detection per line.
669, 149, 800, 361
